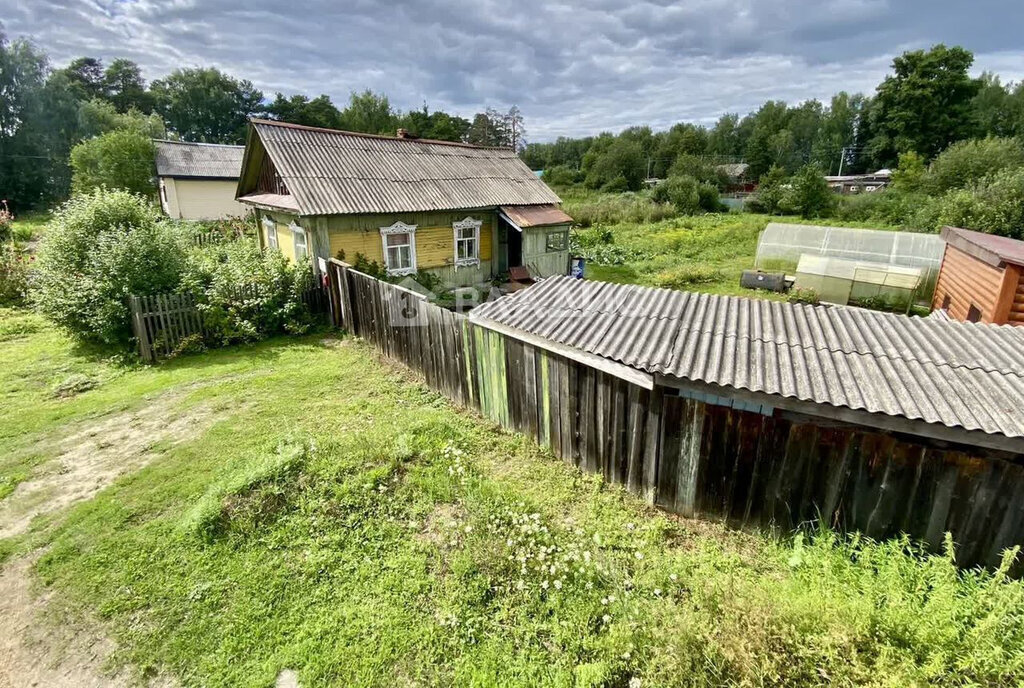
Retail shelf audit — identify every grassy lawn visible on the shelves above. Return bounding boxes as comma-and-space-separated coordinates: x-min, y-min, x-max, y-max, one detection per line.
8, 211, 49, 246
561, 189, 896, 298
2, 308, 1023, 686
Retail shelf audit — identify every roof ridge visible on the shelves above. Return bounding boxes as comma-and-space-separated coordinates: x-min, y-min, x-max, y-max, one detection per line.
153, 138, 245, 149
249, 118, 512, 151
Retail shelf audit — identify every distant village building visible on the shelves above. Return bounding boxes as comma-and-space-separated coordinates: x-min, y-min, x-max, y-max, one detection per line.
824, 169, 891, 195
933, 226, 1024, 326
235, 120, 572, 287
154, 140, 246, 220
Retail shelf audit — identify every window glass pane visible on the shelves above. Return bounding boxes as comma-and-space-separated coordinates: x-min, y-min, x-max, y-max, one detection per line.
399, 246, 411, 268
386, 232, 409, 247
458, 226, 475, 239
546, 231, 567, 252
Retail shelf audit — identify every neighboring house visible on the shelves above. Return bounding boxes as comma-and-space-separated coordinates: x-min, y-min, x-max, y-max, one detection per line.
933, 226, 1024, 326
155, 140, 246, 220
824, 170, 891, 195
235, 119, 573, 287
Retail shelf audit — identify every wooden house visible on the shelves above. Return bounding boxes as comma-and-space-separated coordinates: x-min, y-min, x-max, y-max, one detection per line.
235, 120, 572, 287
933, 226, 1024, 326
155, 140, 246, 220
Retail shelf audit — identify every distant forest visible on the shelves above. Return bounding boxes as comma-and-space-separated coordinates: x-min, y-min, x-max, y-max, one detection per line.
524, 45, 1024, 191
3, 27, 1024, 210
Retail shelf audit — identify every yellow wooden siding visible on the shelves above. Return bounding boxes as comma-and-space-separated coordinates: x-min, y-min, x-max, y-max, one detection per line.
275, 222, 295, 262
327, 213, 492, 270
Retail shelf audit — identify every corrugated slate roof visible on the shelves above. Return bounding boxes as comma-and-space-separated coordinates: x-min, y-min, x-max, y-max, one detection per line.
471, 276, 1024, 439
154, 140, 244, 179
250, 119, 562, 216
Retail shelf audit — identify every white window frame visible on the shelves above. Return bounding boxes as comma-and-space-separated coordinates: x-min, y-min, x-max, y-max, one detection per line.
453, 217, 482, 268
262, 217, 279, 250
289, 221, 308, 262
380, 221, 417, 276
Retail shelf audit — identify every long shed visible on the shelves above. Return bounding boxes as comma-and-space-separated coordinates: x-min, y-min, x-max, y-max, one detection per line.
469, 276, 1024, 567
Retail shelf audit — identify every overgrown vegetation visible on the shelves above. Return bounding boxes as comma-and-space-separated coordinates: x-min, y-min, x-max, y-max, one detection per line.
1, 309, 1023, 686
32, 188, 318, 351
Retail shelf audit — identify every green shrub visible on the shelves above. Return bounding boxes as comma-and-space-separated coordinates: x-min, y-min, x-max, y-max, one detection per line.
924, 136, 1024, 193
918, 167, 1024, 238
34, 190, 186, 346
748, 165, 788, 214
835, 189, 923, 226
0, 244, 31, 306
654, 175, 700, 213
785, 164, 836, 218
70, 129, 157, 197
0, 200, 13, 242
182, 241, 317, 345
542, 165, 578, 187
788, 287, 820, 305
562, 191, 676, 227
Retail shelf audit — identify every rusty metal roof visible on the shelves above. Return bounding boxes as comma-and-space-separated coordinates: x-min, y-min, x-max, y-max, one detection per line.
941, 226, 1024, 268
154, 140, 244, 179
500, 204, 573, 228
471, 276, 1024, 440
248, 120, 563, 216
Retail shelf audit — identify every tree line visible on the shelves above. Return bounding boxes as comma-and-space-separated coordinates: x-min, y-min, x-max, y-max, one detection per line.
0, 28, 526, 211
524, 45, 1024, 192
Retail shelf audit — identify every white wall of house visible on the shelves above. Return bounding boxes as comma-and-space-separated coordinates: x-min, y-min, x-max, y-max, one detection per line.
159, 177, 246, 220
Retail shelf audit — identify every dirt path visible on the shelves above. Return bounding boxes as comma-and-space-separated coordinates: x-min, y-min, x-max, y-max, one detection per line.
0, 391, 222, 687
0, 395, 216, 539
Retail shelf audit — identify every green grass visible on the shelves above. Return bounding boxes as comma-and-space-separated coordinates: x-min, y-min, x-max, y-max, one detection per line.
2, 308, 1023, 686
8, 211, 49, 245
563, 189, 898, 298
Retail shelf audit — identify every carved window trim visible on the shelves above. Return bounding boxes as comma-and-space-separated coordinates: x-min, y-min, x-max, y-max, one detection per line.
380, 221, 417, 275
453, 217, 482, 268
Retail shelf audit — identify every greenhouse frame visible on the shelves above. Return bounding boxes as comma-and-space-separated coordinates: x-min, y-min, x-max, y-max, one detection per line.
754, 223, 945, 299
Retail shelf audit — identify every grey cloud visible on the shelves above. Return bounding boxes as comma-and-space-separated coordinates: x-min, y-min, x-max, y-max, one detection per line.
2, 0, 1023, 141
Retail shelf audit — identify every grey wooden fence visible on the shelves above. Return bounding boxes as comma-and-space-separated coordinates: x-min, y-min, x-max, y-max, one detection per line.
130, 285, 329, 363
326, 258, 1024, 571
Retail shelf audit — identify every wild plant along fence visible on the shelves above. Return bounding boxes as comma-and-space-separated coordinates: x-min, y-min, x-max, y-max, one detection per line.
326, 259, 1024, 571
130, 285, 329, 362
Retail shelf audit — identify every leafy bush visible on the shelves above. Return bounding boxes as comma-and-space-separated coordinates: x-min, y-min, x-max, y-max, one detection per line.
70, 129, 157, 197
562, 191, 676, 227
583, 139, 646, 191
924, 136, 1024, 193
542, 165, 578, 187
652, 175, 723, 214
181, 241, 317, 345
835, 189, 924, 226
0, 200, 13, 242
0, 243, 31, 305
34, 190, 186, 346
917, 167, 1024, 238
748, 165, 788, 215
785, 164, 836, 218
787, 287, 820, 305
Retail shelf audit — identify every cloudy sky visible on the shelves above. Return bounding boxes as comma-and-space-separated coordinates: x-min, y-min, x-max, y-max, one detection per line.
3, 0, 1023, 141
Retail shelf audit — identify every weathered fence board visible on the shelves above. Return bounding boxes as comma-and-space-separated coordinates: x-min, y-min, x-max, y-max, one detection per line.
130, 285, 329, 363
324, 258, 1024, 570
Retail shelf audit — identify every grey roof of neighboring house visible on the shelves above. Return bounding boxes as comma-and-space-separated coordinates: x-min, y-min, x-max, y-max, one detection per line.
154, 140, 244, 179
247, 119, 562, 216
470, 276, 1024, 440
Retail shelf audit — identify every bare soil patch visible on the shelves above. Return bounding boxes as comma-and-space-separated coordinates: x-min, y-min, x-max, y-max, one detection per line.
0, 393, 218, 539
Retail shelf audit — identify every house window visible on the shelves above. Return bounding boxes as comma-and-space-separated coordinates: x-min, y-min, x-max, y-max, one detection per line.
966, 304, 982, 323
263, 217, 279, 250
453, 217, 481, 267
290, 222, 307, 262
546, 230, 568, 252
380, 221, 417, 275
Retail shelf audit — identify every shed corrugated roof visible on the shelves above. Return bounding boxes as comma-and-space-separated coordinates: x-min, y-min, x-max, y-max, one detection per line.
154, 140, 244, 179
941, 226, 1024, 268
500, 204, 573, 228
470, 276, 1024, 439
248, 120, 562, 216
